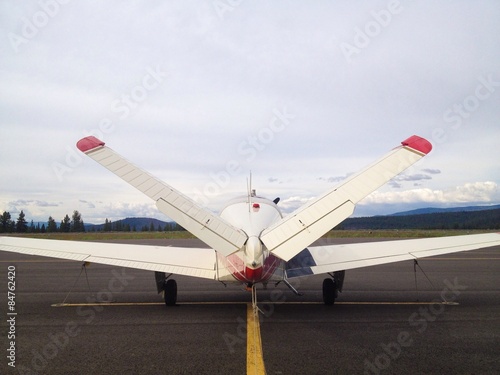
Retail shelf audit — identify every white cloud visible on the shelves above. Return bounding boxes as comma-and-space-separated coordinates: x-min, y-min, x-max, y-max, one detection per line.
279, 196, 315, 214
361, 181, 499, 205
421, 168, 441, 175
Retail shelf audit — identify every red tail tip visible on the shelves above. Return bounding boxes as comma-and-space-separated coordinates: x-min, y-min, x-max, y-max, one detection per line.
77, 136, 105, 152
401, 135, 432, 155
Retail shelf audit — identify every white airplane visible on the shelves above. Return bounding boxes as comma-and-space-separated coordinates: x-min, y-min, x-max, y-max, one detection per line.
1, 135, 499, 306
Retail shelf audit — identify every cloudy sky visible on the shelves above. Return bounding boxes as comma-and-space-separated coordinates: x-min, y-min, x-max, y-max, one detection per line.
1, 1, 499, 225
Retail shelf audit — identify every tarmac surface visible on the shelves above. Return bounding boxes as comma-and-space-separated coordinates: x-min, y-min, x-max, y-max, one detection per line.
0, 237, 499, 375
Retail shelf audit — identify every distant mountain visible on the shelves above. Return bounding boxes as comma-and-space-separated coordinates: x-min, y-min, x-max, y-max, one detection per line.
28, 221, 49, 229
340, 207, 500, 230
82, 204, 500, 232
86, 217, 176, 231
389, 204, 500, 216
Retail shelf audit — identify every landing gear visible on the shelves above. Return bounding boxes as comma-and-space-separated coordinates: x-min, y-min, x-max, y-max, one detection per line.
322, 270, 345, 306
163, 279, 177, 306
322, 278, 337, 305
155, 272, 177, 307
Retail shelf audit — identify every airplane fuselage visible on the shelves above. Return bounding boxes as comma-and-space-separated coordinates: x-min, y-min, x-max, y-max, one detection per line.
216, 195, 285, 285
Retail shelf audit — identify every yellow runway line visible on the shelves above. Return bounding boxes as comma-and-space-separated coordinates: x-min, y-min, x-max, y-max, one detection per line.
423, 258, 500, 260
0, 260, 72, 263
336, 301, 459, 305
247, 303, 266, 375
52, 302, 163, 307
51, 301, 248, 307
51, 301, 457, 308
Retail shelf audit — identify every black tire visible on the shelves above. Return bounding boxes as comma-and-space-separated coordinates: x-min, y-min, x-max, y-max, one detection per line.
164, 279, 177, 306
322, 278, 336, 306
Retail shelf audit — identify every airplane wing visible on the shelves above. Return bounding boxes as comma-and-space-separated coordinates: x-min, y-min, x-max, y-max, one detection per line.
76, 137, 247, 257
0, 236, 217, 280
261, 135, 433, 261
285, 233, 500, 278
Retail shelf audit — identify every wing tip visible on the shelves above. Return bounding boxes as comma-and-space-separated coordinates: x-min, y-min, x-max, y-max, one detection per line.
77, 136, 105, 153
401, 135, 432, 155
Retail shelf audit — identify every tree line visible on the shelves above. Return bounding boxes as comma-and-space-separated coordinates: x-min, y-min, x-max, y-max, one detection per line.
0, 210, 85, 233
3, 207, 498, 234
0, 210, 185, 233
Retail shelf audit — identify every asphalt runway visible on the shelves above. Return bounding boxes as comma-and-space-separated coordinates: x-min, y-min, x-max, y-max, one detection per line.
1, 237, 499, 375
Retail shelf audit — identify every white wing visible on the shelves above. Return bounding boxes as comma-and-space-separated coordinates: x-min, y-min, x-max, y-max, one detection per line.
77, 137, 247, 257
261, 135, 433, 261
285, 233, 500, 278
0, 237, 217, 280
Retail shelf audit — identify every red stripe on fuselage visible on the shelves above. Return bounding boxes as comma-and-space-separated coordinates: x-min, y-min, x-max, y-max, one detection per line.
227, 252, 281, 284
